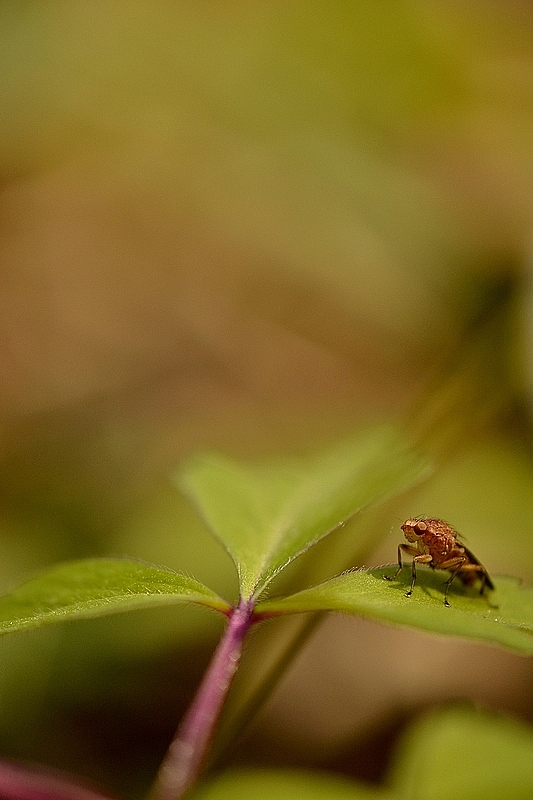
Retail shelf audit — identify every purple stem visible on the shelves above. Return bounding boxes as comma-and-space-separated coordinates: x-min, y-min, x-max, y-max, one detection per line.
150, 598, 255, 800
0, 759, 117, 800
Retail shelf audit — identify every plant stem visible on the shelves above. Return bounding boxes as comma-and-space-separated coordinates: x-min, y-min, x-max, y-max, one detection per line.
150, 598, 254, 800
206, 611, 323, 769
0, 759, 117, 800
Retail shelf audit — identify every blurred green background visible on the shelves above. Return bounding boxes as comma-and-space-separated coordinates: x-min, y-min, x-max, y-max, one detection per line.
1, 1, 533, 796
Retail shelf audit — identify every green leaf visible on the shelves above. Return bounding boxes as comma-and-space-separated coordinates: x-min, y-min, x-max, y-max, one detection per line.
0, 559, 231, 634
190, 768, 388, 800
176, 427, 429, 599
389, 706, 533, 799
256, 570, 533, 654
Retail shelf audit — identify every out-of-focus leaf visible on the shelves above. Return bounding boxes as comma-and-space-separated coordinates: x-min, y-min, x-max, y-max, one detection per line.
389, 706, 533, 799
0, 559, 231, 634
256, 570, 533, 654
190, 768, 389, 800
176, 427, 429, 599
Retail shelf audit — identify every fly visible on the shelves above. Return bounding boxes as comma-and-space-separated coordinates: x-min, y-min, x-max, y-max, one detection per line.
384, 517, 494, 606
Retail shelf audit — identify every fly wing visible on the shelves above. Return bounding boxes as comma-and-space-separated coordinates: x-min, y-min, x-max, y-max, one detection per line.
460, 543, 495, 591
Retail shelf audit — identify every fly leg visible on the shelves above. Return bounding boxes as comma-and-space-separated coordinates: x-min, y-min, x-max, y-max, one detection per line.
406, 553, 432, 597
473, 568, 498, 607
448, 561, 497, 605
439, 557, 467, 607
453, 563, 491, 595
384, 544, 418, 582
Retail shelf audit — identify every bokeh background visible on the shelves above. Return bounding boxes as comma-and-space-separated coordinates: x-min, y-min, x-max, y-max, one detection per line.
1, 1, 533, 796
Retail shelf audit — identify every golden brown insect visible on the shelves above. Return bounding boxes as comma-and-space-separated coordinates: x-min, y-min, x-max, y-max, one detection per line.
384, 517, 494, 606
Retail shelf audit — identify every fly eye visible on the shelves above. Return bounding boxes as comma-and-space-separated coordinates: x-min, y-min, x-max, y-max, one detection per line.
415, 522, 427, 533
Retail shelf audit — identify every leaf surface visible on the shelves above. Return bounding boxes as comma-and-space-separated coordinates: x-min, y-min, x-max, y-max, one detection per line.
390, 706, 533, 799
176, 427, 429, 599
256, 569, 533, 653
0, 559, 231, 634
191, 768, 387, 800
